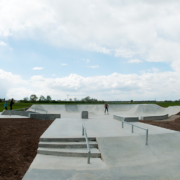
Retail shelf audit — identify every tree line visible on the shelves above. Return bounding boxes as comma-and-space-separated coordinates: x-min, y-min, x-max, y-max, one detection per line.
21, 95, 105, 103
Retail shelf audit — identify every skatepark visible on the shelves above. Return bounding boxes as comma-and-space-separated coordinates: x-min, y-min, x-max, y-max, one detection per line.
5, 104, 176, 180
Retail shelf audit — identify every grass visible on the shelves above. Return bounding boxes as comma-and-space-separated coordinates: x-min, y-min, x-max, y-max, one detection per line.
1, 101, 180, 112
155, 102, 180, 107
0, 102, 33, 112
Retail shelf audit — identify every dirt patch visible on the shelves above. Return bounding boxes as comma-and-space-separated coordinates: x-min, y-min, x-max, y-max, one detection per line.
0, 118, 53, 180
140, 116, 180, 131
176, 111, 180, 115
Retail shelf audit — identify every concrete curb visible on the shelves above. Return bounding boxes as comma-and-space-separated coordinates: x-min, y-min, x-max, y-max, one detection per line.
141, 114, 169, 120
28, 114, 61, 120
1, 110, 37, 116
113, 115, 139, 122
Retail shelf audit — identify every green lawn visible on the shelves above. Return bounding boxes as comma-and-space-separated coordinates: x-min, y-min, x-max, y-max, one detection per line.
0, 102, 33, 112
1, 101, 180, 112
155, 102, 180, 107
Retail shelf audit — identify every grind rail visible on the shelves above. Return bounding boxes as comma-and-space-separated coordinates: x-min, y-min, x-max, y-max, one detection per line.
8, 106, 47, 116
121, 120, 148, 145
30, 107, 47, 114
82, 123, 91, 164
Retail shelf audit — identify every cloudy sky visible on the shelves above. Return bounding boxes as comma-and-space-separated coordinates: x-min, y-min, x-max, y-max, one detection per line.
0, 0, 180, 101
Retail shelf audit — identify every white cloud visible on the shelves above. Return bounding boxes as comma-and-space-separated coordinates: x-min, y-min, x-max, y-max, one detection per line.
87, 65, 99, 69
0, 69, 28, 98
84, 43, 111, 54
7, 87, 34, 100
2, 0, 180, 70
28, 71, 180, 101
62, 64, 67, 66
32, 67, 43, 70
1, 1, 180, 100
0, 41, 7, 46
1, 68, 180, 101
128, 59, 143, 63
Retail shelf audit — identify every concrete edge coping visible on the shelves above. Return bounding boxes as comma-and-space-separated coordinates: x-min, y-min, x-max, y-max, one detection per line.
28, 113, 61, 120
141, 114, 169, 120
1, 110, 38, 116
113, 115, 139, 122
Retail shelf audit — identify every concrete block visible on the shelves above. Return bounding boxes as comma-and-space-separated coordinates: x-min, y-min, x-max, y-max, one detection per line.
141, 114, 168, 120
81, 111, 88, 119
113, 115, 139, 122
1, 110, 37, 116
29, 113, 60, 120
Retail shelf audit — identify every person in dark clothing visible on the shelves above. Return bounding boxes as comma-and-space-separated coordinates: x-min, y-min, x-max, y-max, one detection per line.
104, 102, 109, 115
10, 98, 14, 110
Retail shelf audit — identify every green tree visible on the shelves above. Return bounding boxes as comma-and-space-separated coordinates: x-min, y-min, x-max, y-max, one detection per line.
39, 95, 46, 101
30, 94, 38, 101
23, 97, 29, 101
46, 95, 51, 101
81, 96, 99, 102
84, 96, 91, 102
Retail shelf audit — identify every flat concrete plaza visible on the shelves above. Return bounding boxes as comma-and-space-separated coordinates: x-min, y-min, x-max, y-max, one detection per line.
21, 104, 180, 180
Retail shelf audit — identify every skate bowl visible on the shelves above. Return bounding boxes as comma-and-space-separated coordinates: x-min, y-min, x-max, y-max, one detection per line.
28, 104, 180, 119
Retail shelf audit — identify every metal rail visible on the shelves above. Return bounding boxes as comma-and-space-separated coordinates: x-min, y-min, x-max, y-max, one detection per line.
121, 120, 148, 145
82, 123, 91, 164
8, 106, 47, 116
30, 107, 47, 114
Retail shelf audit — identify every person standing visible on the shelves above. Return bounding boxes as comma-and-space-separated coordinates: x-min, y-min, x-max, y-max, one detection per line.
4, 101, 8, 110
10, 98, 14, 110
104, 102, 109, 115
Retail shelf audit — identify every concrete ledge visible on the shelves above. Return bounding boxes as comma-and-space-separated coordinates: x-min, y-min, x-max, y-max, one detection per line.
141, 114, 168, 120
1, 110, 37, 116
113, 115, 139, 122
81, 111, 88, 119
28, 114, 61, 120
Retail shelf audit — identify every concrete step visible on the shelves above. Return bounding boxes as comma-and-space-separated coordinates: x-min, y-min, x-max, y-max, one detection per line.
38, 141, 98, 148
40, 137, 96, 142
37, 147, 101, 158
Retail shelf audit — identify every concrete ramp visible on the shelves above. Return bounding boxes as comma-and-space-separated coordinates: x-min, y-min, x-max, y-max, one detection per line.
65, 105, 78, 112
28, 104, 180, 118
28, 105, 66, 114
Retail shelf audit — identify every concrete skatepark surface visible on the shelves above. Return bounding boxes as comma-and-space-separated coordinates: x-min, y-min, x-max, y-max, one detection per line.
22, 104, 180, 179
